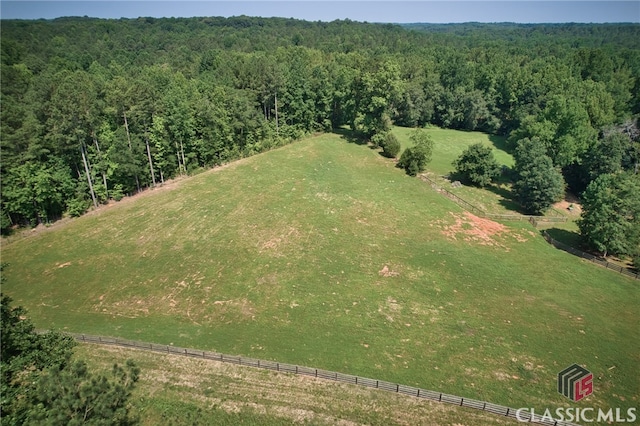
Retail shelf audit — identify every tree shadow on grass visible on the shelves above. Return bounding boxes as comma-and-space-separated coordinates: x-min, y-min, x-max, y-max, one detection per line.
497, 197, 528, 215
542, 228, 639, 274
479, 183, 532, 215
333, 127, 368, 146
544, 227, 583, 249
489, 134, 513, 154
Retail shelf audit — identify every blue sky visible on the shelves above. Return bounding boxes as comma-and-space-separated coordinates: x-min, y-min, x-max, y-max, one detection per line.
1, 1, 638, 23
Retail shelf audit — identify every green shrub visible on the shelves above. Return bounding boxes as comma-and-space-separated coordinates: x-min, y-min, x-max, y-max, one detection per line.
111, 184, 125, 202
67, 196, 90, 217
397, 129, 434, 176
370, 132, 385, 148
381, 133, 401, 158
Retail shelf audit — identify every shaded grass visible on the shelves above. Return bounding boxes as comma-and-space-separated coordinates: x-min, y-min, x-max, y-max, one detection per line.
545, 226, 583, 249
391, 126, 573, 220
391, 126, 524, 215
391, 126, 513, 177
2, 131, 638, 419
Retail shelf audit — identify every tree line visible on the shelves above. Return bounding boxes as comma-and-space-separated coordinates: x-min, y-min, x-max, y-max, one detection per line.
1, 17, 639, 259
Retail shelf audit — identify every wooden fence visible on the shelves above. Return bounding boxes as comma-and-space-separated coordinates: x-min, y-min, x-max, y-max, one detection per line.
418, 174, 567, 224
70, 332, 579, 426
541, 231, 639, 280
419, 174, 639, 280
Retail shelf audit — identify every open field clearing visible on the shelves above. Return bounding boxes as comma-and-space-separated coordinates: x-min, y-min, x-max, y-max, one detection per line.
391, 127, 567, 218
2, 131, 638, 419
391, 126, 514, 176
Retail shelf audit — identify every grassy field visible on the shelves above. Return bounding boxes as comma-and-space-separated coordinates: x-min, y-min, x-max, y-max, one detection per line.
2, 130, 638, 422
391, 126, 514, 176
75, 344, 519, 425
391, 126, 567, 217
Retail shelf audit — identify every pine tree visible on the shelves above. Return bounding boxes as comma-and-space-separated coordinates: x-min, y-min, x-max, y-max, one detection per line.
1, 290, 139, 425
578, 172, 640, 257
513, 137, 565, 214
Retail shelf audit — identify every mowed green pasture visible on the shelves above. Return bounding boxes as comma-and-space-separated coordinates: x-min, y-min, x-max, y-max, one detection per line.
392, 126, 556, 217
2, 131, 638, 416
391, 126, 514, 176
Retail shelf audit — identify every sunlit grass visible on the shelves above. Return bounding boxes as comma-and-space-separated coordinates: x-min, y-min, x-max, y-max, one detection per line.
2, 130, 637, 417
75, 344, 519, 425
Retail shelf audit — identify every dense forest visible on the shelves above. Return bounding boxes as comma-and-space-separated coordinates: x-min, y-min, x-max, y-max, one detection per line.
1, 17, 639, 237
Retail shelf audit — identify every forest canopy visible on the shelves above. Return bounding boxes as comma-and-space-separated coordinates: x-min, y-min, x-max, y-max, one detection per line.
1, 17, 639, 232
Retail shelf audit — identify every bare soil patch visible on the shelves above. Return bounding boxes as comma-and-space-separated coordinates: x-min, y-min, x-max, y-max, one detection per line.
378, 265, 399, 277
553, 190, 582, 217
440, 212, 531, 249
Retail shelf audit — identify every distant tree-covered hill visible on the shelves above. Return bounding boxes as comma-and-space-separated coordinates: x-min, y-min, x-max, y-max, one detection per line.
1, 17, 639, 232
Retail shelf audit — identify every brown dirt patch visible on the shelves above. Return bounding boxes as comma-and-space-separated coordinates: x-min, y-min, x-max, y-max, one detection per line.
93, 280, 256, 324
553, 190, 582, 217
440, 212, 533, 250
378, 265, 399, 277
441, 212, 508, 246
255, 226, 301, 256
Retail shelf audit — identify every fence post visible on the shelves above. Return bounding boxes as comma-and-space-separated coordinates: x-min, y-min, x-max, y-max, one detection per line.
74, 331, 571, 425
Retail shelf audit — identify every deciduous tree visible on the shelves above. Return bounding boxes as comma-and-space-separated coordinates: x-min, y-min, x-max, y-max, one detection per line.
397, 129, 434, 176
452, 143, 500, 187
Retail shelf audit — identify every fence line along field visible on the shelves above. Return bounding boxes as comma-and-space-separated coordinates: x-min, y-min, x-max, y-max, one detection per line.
2, 130, 638, 419
71, 334, 578, 426
75, 343, 526, 425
